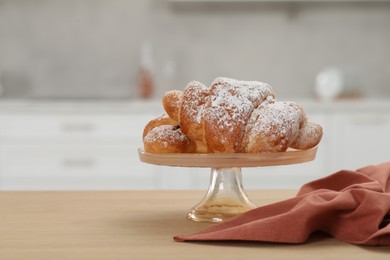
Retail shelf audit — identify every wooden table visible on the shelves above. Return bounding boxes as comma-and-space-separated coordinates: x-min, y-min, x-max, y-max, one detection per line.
0, 190, 389, 259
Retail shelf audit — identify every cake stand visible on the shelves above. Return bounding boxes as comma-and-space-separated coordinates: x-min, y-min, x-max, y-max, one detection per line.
138, 147, 317, 223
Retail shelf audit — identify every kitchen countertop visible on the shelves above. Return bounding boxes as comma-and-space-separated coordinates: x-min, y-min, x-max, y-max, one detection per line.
0, 190, 388, 259
0, 99, 163, 114
0, 98, 390, 114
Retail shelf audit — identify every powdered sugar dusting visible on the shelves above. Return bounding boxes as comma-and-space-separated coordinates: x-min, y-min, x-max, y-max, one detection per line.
211, 77, 274, 108
144, 125, 187, 148
247, 100, 304, 151
208, 77, 275, 144
291, 121, 323, 149
182, 81, 208, 125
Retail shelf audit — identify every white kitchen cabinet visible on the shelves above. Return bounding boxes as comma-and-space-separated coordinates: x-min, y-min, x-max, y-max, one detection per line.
329, 113, 390, 173
158, 166, 208, 190
0, 113, 148, 141
0, 106, 161, 190
0, 143, 157, 190
0, 100, 389, 191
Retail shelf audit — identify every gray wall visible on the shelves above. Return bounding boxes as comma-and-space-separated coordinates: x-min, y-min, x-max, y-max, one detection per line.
0, 0, 389, 99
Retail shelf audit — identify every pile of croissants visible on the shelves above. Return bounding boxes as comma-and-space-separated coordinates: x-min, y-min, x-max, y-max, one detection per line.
143, 77, 323, 154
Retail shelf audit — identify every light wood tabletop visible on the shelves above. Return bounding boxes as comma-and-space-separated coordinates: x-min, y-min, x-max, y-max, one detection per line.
0, 190, 389, 259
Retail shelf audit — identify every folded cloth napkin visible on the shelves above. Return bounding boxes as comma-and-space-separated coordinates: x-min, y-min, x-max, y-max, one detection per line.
174, 162, 390, 245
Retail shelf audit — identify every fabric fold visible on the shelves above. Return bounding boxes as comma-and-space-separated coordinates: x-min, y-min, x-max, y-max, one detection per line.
174, 162, 390, 245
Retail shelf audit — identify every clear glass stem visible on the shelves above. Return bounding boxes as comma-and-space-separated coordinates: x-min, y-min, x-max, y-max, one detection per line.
187, 167, 256, 223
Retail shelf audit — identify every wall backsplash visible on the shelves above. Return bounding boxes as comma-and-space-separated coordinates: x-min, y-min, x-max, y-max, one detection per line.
0, 0, 389, 99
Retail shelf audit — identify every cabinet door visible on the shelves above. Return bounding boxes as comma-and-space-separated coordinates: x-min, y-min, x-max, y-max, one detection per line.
0, 112, 160, 190
0, 143, 157, 190
0, 113, 155, 141
156, 166, 205, 190
330, 113, 390, 172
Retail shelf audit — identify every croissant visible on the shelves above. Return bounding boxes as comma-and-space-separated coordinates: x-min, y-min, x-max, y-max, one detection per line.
143, 77, 323, 153
143, 113, 196, 153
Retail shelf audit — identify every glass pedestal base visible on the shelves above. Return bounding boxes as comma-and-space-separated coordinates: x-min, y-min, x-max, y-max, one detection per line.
138, 147, 317, 223
187, 167, 256, 223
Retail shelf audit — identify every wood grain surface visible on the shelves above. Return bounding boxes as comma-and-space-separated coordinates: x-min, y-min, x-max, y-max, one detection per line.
0, 190, 389, 259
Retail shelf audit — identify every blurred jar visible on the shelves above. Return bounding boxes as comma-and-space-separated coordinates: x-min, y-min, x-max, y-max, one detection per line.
314, 67, 363, 101
0, 72, 3, 97
138, 43, 155, 99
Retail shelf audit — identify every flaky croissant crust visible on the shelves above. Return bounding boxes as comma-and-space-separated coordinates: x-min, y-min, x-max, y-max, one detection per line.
143, 77, 323, 153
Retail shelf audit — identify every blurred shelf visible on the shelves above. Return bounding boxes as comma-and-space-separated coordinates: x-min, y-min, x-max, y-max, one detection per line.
169, 0, 390, 3
1, 98, 390, 114
0, 98, 162, 114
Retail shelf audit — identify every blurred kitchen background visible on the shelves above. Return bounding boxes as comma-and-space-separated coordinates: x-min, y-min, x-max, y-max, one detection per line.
0, 0, 389, 191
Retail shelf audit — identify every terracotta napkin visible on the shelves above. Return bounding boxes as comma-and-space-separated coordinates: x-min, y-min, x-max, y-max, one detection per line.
174, 162, 390, 245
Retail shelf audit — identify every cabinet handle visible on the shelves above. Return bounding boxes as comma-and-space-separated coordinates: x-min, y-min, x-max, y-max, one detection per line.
62, 158, 96, 168
61, 123, 96, 132
350, 116, 386, 125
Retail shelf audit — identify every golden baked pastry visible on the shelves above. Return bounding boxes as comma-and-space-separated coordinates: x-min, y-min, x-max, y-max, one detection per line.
142, 113, 196, 153
143, 77, 323, 153
142, 113, 178, 139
